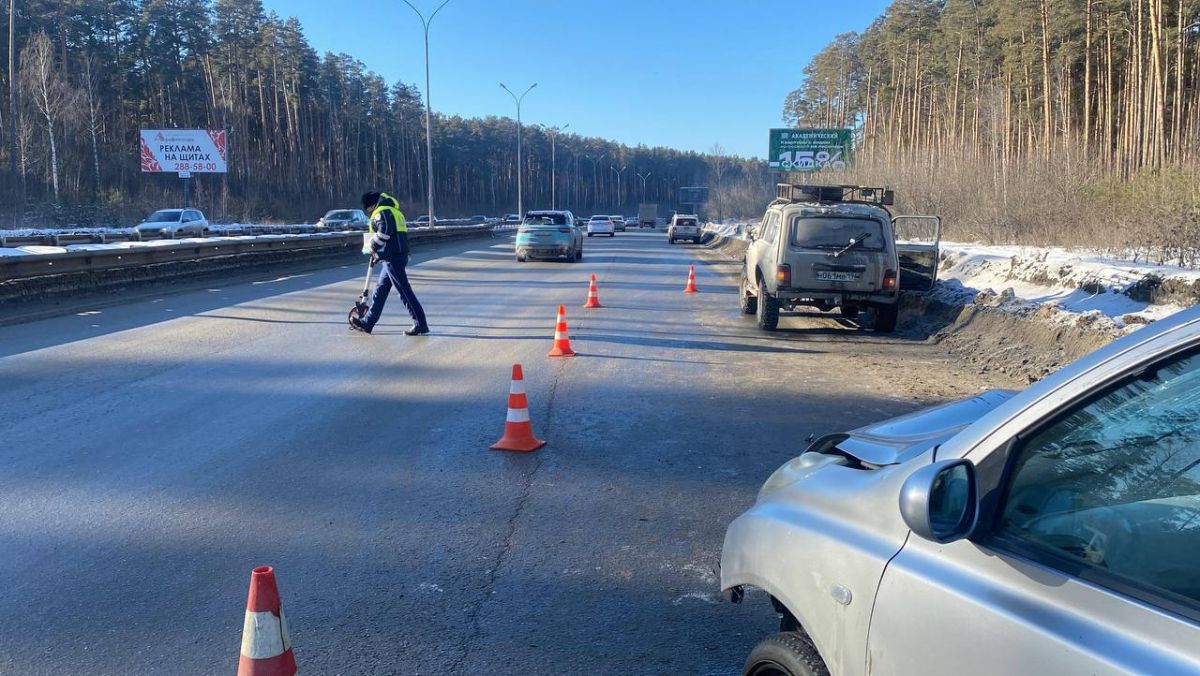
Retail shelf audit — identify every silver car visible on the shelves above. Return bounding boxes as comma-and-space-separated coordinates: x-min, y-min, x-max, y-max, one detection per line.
722, 305, 1200, 676
134, 208, 209, 238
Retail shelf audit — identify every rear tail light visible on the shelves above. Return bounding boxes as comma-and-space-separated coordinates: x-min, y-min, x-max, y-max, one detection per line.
518, 227, 529, 234
776, 264, 792, 287
883, 270, 897, 290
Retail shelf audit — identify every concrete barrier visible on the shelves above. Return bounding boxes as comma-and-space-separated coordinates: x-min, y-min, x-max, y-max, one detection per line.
0, 225, 500, 306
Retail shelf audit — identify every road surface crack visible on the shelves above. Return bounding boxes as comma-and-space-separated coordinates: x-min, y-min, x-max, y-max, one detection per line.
447, 359, 566, 672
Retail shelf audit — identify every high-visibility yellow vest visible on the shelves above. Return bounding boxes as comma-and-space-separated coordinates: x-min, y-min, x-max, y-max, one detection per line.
369, 192, 407, 233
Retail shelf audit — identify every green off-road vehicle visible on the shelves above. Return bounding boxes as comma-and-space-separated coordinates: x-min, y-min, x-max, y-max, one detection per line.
741, 184, 941, 333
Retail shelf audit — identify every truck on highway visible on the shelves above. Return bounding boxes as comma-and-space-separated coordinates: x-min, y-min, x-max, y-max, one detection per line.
740, 183, 941, 333
638, 204, 657, 229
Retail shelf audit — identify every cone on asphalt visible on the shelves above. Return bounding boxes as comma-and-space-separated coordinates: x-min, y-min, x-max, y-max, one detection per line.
684, 265, 699, 293
583, 274, 603, 309
237, 566, 296, 676
490, 363, 546, 452
547, 304, 577, 357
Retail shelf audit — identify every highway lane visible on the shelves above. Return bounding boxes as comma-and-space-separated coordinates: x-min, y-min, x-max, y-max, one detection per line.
0, 230, 1009, 674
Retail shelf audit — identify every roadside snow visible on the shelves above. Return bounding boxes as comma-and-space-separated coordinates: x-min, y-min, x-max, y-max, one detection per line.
937, 243, 1199, 331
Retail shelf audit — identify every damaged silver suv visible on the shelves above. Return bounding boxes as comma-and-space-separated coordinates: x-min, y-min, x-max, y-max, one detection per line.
722, 305, 1200, 676
740, 184, 940, 332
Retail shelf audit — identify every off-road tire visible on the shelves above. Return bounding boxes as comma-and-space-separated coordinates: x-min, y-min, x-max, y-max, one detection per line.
756, 276, 780, 331
576, 247, 583, 261
743, 632, 830, 676
668, 237, 676, 244
516, 253, 526, 263
872, 303, 899, 333
587, 232, 593, 237
567, 249, 578, 263
740, 272, 758, 315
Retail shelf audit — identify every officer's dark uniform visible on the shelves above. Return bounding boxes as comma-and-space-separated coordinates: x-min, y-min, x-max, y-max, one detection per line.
355, 192, 429, 335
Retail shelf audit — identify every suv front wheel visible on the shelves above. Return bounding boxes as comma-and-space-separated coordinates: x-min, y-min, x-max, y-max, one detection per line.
755, 275, 780, 331
871, 303, 898, 333
743, 632, 829, 676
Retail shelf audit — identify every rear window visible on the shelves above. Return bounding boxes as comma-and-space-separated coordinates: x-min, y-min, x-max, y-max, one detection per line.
525, 213, 568, 225
789, 217, 885, 250
675, 219, 697, 227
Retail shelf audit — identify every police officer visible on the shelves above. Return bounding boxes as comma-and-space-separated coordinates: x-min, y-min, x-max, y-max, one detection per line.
350, 191, 430, 336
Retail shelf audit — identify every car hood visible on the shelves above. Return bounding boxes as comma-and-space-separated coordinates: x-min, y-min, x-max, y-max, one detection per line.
833, 389, 1017, 466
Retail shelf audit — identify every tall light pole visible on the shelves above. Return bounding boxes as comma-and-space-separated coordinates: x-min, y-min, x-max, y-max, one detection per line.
500, 82, 537, 217
587, 154, 604, 210
636, 171, 652, 202
542, 123, 569, 210
609, 165, 628, 210
401, 0, 451, 226
8, 0, 18, 225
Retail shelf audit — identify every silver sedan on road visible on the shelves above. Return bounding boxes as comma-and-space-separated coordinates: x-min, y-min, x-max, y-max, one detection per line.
723, 305, 1200, 676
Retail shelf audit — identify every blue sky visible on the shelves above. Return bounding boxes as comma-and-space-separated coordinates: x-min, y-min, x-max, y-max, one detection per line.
260, 0, 889, 159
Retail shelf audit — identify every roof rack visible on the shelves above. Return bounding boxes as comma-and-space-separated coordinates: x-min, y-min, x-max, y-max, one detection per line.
775, 183, 894, 206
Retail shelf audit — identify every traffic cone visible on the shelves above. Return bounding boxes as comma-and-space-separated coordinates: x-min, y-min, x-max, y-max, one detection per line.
547, 304, 576, 357
237, 566, 296, 676
491, 363, 546, 452
684, 265, 699, 293
583, 274, 603, 308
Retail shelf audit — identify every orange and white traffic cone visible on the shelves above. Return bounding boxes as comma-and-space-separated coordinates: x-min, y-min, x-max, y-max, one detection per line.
547, 304, 577, 357
237, 566, 296, 676
490, 363, 546, 452
683, 265, 699, 293
583, 274, 603, 309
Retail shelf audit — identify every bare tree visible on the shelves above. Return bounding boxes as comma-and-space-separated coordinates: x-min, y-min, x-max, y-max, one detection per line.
20, 32, 74, 205
80, 54, 103, 195
708, 143, 727, 222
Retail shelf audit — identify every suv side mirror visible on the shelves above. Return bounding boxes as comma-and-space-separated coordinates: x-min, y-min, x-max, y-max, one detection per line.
900, 459, 977, 543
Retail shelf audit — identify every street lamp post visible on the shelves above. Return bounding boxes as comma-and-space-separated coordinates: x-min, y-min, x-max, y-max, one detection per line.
609, 164, 628, 210
636, 171, 652, 202
401, 0, 451, 227
500, 82, 537, 217
543, 123, 569, 210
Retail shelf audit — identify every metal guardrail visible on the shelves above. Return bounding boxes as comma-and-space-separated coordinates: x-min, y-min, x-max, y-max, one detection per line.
0, 225, 496, 281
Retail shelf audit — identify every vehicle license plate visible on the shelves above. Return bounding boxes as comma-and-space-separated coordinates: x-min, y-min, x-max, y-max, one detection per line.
816, 270, 860, 282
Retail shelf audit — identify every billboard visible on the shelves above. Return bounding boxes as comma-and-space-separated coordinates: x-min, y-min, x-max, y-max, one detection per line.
768, 128, 851, 172
140, 129, 228, 173
679, 186, 709, 204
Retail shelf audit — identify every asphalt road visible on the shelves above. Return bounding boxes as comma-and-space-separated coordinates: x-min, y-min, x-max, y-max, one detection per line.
0, 230, 1006, 675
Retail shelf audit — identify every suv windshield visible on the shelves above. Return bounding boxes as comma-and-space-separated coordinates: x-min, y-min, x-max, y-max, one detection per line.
146, 210, 182, 223
324, 210, 353, 220
790, 217, 884, 250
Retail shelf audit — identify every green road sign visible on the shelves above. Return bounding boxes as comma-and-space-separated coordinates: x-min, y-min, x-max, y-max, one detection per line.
768, 128, 852, 172
679, 186, 709, 204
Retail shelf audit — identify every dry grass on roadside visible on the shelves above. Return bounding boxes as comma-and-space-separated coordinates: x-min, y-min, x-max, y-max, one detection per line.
821, 153, 1200, 267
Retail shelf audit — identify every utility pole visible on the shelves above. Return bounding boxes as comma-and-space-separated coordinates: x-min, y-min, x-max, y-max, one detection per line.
543, 123, 569, 210
500, 82, 536, 217
8, 0, 18, 225
401, 0, 452, 226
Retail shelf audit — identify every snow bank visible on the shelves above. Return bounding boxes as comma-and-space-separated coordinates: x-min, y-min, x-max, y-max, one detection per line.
937, 243, 1200, 332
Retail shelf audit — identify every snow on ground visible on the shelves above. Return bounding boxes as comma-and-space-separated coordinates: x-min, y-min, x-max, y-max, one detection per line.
937, 243, 1200, 331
